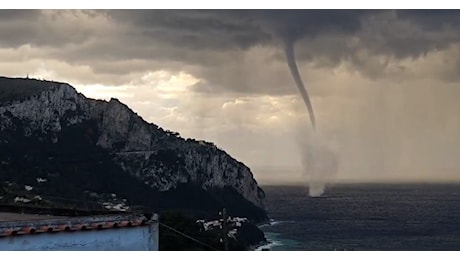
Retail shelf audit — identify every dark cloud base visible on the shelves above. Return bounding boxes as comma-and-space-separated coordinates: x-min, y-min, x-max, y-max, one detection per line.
0, 10, 459, 94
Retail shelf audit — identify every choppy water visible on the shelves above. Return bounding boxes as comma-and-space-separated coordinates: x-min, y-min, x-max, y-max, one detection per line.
259, 184, 460, 250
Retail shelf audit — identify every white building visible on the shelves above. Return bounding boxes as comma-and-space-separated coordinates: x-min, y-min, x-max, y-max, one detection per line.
0, 211, 159, 251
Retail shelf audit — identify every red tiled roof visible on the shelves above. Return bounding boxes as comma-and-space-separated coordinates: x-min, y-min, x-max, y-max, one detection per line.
0, 213, 156, 237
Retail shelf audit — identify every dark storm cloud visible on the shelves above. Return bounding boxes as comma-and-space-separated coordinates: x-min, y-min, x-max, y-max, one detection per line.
0, 10, 106, 48
3, 10, 460, 58
252, 10, 366, 41
106, 10, 272, 51
359, 10, 460, 58
397, 10, 460, 30
103, 10, 460, 84
93, 10, 370, 92
0, 10, 40, 20
105, 9, 460, 60
0, 10, 42, 47
107, 10, 366, 50
2, 10, 460, 92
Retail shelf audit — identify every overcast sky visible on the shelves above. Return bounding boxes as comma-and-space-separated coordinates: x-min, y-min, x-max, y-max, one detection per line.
2, 10, 460, 184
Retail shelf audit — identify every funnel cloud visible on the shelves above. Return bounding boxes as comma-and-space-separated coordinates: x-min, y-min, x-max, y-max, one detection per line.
301, 136, 338, 197
284, 40, 316, 131
284, 38, 340, 196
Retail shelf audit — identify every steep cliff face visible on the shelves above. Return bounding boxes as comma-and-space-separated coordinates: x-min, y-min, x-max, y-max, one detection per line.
95, 98, 265, 208
0, 84, 91, 138
0, 77, 266, 219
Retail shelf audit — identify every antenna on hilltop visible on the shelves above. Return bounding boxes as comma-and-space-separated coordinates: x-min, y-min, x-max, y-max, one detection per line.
26, 73, 29, 79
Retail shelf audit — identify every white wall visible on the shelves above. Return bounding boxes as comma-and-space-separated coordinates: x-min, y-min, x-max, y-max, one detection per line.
0, 224, 159, 251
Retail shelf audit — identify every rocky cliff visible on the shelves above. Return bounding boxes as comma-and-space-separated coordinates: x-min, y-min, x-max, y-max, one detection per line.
0, 76, 266, 221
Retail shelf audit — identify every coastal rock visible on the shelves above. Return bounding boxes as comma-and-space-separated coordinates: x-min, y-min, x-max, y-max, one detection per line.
0, 76, 266, 221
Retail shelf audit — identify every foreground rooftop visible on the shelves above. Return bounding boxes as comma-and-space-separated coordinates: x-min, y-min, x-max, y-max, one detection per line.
0, 206, 157, 237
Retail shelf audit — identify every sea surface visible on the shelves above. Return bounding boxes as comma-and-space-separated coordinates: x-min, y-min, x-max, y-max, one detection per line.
258, 184, 460, 251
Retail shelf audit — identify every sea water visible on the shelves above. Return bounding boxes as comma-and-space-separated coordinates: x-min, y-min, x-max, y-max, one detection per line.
258, 184, 460, 250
